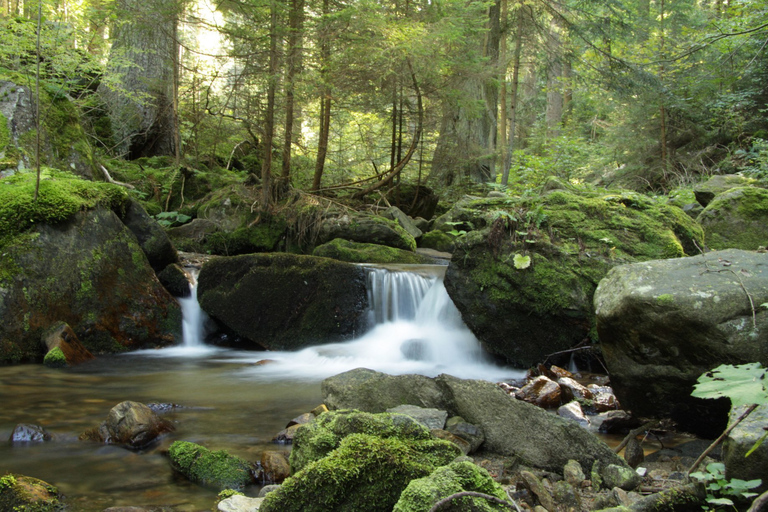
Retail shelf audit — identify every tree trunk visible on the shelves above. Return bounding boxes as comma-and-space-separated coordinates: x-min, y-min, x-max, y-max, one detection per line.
500, 5, 524, 187
545, 16, 563, 138
261, 0, 278, 210
99, 0, 178, 159
280, 0, 304, 194
312, 0, 331, 191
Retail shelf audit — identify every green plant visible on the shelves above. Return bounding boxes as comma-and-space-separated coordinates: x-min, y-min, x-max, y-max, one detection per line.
689, 462, 761, 508
154, 211, 191, 228
445, 221, 470, 237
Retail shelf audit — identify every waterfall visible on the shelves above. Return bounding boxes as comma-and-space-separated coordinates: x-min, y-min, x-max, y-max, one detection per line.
176, 269, 213, 352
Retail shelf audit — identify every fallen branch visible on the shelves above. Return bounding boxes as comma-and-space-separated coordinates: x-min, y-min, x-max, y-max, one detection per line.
687, 403, 758, 476
99, 164, 135, 189
748, 490, 768, 512
614, 421, 659, 454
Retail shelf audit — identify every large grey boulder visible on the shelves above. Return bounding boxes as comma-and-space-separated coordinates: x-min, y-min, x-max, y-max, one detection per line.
594, 249, 768, 437
321, 368, 629, 474
697, 187, 768, 251
380, 206, 423, 240
723, 404, 768, 494
197, 253, 368, 350
317, 212, 417, 251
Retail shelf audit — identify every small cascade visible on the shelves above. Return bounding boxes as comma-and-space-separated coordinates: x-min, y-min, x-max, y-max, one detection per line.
366, 267, 436, 324
177, 269, 209, 348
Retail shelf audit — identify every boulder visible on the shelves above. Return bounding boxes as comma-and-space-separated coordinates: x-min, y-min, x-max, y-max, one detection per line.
386, 404, 448, 430
261, 450, 291, 483
168, 441, 255, 491
445, 419, 485, 454
558, 377, 594, 402
594, 249, 768, 437
380, 206, 423, 240
312, 238, 435, 264
321, 369, 630, 474
693, 175, 761, 207
41, 321, 95, 367
0, 474, 62, 511
120, 199, 179, 271
0, 184, 181, 363
197, 253, 368, 350
393, 460, 509, 512
384, 183, 439, 220
9, 424, 52, 442
156, 263, 191, 298
516, 376, 562, 408
697, 187, 768, 250
723, 404, 768, 494
558, 401, 590, 427
217, 495, 264, 512
82, 401, 175, 449
443, 189, 703, 367
317, 212, 417, 251
259, 433, 460, 512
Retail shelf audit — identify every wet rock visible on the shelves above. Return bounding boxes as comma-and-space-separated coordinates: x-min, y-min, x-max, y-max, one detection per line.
400, 339, 432, 360
120, 199, 179, 271
286, 412, 315, 427
41, 321, 95, 367
317, 212, 417, 251
563, 459, 585, 487
272, 424, 301, 444
558, 377, 594, 402
261, 450, 291, 483
9, 424, 52, 442
626, 483, 703, 512
168, 440, 255, 491
723, 403, 768, 494
594, 249, 768, 437
431, 429, 472, 455
598, 411, 641, 434
445, 419, 484, 454
623, 437, 645, 468
517, 376, 562, 408
259, 484, 281, 497
157, 263, 191, 298
0, 473, 62, 511
81, 401, 175, 449
387, 405, 447, 430
558, 401, 590, 427
601, 463, 642, 491
589, 385, 621, 413
217, 495, 264, 512
553, 480, 582, 510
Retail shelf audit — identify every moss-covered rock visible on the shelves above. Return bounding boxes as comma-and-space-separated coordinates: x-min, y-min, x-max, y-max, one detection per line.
260, 433, 461, 512
697, 187, 768, 250
312, 238, 436, 264
119, 199, 179, 271
168, 441, 255, 491
42, 347, 67, 368
0, 473, 62, 512
419, 230, 456, 253
197, 253, 368, 351
0, 173, 181, 363
317, 212, 417, 252
289, 409, 435, 474
393, 460, 510, 512
443, 185, 704, 367
203, 219, 286, 256
693, 174, 762, 207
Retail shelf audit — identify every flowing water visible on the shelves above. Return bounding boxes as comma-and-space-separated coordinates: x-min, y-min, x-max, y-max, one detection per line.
0, 264, 521, 511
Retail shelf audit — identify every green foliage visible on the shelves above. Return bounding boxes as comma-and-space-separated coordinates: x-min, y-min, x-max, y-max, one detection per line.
512, 253, 530, 270
154, 211, 191, 228
691, 363, 768, 408
689, 462, 762, 508
42, 347, 66, 368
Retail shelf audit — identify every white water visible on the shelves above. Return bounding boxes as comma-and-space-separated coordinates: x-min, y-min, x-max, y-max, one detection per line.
145, 264, 520, 382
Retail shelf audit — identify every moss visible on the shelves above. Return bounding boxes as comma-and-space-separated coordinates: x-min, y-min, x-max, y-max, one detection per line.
42, 346, 67, 368
698, 187, 768, 250
168, 441, 254, 491
0, 474, 62, 512
204, 219, 286, 256
260, 433, 461, 512
394, 461, 509, 512
656, 294, 675, 306
312, 238, 435, 264
419, 231, 455, 253
0, 170, 129, 249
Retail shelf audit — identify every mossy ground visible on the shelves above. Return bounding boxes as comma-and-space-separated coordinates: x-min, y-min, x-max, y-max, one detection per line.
313, 238, 435, 264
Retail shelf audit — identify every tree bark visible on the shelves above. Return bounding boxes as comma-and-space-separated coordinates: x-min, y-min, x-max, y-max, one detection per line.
261, 0, 278, 210
500, 5, 524, 187
312, 0, 331, 191
280, 0, 304, 194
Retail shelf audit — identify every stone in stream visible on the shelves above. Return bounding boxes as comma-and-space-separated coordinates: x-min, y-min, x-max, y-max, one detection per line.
9, 423, 52, 442
0, 474, 62, 511
41, 321, 95, 368
168, 440, 256, 491
80, 400, 175, 450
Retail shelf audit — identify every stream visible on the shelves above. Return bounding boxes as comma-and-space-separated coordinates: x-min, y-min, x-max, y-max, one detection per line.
0, 265, 522, 510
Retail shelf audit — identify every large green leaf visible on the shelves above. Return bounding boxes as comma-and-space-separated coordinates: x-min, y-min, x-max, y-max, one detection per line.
691, 363, 768, 407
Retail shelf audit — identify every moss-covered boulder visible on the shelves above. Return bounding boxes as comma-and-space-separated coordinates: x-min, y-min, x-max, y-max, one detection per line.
0, 173, 181, 363
317, 212, 417, 252
594, 249, 768, 437
723, 404, 768, 493
41, 322, 95, 367
119, 199, 179, 271
197, 253, 368, 350
443, 186, 704, 367
289, 410, 436, 473
0, 474, 62, 512
260, 433, 461, 512
419, 230, 456, 253
693, 175, 762, 207
312, 238, 435, 264
168, 441, 255, 491
696, 187, 768, 250
393, 460, 510, 512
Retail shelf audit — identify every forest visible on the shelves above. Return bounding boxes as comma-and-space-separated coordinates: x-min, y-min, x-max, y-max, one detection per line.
2, 0, 767, 206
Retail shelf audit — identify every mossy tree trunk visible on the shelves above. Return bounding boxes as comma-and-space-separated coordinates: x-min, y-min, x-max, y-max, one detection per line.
99, 0, 178, 159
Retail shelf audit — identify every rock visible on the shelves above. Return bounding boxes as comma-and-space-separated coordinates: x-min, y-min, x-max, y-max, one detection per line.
259, 433, 460, 512
597, 411, 641, 434
601, 463, 642, 491
41, 321, 95, 367
272, 424, 302, 444
261, 451, 291, 483
624, 438, 645, 468
590, 385, 622, 413
443, 189, 703, 367
431, 429, 472, 454
0, 199, 181, 363
217, 495, 264, 512
321, 369, 631, 474
563, 459, 586, 487
594, 249, 768, 436
288, 409, 435, 473
156, 263, 191, 298
516, 376, 562, 408
693, 175, 761, 207
520, 471, 556, 511
413, 217, 430, 232
168, 440, 255, 490
384, 183, 439, 220
120, 199, 179, 271
286, 412, 315, 427
0, 474, 62, 511
197, 253, 368, 351
166, 218, 219, 249
393, 460, 509, 511
312, 238, 434, 264
386, 405, 448, 430
445, 420, 485, 454
103, 401, 175, 449
558, 401, 590, 427
380, 206, 423, 240
697, 187, 768, 250
317, 212, 417, 251
558, 377, 594, 402
723, 404, 768, 494
553, 480, 582, 510
9, 424, 52, 442
259, 484, 281, 497
626, 483, 703, 512
419, 230, 456, 253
